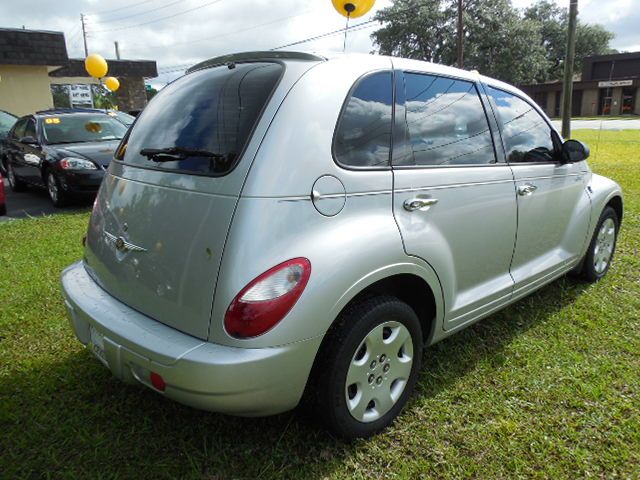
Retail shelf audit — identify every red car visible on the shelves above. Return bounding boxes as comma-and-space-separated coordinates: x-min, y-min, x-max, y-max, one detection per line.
0, 172, 6, 216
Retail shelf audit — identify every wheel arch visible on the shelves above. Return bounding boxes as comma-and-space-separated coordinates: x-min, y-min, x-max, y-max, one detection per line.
606, 195, 623, 225
328, 262, 444, 346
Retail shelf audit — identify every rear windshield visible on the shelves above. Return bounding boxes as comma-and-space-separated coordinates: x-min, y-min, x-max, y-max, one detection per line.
115, 62, 283, 176
43, 114, 127, 144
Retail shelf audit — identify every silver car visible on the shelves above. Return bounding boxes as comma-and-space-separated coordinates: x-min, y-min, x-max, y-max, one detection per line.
61, 51, 623, 439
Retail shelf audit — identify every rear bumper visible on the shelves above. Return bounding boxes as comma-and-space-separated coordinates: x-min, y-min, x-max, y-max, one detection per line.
61, 261, 322, 416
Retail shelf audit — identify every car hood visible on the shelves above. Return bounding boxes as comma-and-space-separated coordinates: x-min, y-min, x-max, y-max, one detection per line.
56, 140, 121, 167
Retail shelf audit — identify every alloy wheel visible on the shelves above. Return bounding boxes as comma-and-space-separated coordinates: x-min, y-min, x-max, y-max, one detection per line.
47, 173, 59, 204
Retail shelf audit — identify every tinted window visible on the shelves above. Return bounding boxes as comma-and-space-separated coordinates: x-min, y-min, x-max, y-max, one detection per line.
401, 73, 495, 166
23, 118, 36, 139
42, 114, 127, 144
487, 87, 556, 163
334, 71, 393, 168
118, 62, 283, 176
12, 118, 27, 140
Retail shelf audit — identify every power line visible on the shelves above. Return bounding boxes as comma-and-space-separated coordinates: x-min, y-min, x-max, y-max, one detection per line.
272, 19, 377, 50
89, 0, 156, 17
122, 7, 320, 51
89, 0, 224, 33
93, 0, 185, 24
154, 20, 378, 76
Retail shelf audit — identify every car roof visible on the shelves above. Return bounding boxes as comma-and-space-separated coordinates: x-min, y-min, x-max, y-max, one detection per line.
35, 108, 107, 116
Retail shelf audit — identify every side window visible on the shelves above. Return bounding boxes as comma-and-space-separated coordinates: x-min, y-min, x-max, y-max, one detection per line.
401, 73, 496, 166
11, 118, 27, 140
487, 87, 556, 163
334, 71, 393, 168
23, 118, 36, 139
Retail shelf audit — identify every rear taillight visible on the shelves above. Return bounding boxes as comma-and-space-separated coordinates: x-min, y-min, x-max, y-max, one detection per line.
224, 258, 311, 338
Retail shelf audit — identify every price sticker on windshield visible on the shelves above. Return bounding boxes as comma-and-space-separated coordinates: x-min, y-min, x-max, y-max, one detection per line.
45, 118, 61, 124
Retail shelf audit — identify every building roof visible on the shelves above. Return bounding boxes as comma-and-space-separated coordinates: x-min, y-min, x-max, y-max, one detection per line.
0, 28, 67, 66
49, 58, 158, 78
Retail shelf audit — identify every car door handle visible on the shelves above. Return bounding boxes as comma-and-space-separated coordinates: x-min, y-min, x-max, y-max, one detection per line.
518, 184, 538, 196
403, 197, 438, 211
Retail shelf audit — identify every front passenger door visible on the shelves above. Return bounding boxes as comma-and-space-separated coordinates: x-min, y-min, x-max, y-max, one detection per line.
485, 86, 591, 296
392, 72, 518, 330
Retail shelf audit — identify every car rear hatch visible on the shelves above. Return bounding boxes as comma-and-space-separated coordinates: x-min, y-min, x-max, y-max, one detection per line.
83, 54, 323, 340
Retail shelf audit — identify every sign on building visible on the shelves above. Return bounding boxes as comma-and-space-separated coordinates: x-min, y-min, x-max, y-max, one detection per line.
69, 84, 94, 107
597, 80, 633, 88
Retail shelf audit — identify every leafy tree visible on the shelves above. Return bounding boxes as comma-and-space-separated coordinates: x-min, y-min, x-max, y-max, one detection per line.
524, 0, 615, 82
371, 0, 614, 85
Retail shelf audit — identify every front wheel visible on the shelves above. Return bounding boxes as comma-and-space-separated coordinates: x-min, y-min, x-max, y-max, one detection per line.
579, 206, 619, 282
307, 296, 423, 439
47, 171, 70, 207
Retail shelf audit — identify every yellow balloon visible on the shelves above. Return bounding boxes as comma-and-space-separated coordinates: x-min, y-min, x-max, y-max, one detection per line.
332, 0, 375, 18
85, 53, 108, 79
104, 76, 120, 92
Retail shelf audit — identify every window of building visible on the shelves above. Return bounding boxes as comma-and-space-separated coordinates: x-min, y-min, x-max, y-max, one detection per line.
334, 71, 393, 168
487, 86, 556, 163
622, 87, 636, 114
400, 73, 496, 166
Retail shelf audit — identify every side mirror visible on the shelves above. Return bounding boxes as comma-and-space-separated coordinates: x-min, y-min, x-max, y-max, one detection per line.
19, 136, 39, 145
561, 139, 589, 163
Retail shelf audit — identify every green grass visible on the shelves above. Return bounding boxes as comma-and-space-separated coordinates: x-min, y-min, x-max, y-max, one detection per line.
1, 130, 639, 479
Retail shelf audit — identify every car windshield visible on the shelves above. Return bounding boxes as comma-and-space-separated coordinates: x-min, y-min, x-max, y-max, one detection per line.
42, 114, 128, 144
116, 61, 283, 176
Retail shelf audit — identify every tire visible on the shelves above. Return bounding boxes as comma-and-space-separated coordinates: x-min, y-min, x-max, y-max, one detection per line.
579, 206, 619, 282
46, 171, 70, 207
306, 296, 423, 439
6, 162, 26, 192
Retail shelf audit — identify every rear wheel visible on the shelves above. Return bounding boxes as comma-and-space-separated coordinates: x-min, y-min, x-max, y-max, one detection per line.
307, 296, 423, 439
46, 171, 70, 207
6, 162, 26, 192
579, 206, 619, 282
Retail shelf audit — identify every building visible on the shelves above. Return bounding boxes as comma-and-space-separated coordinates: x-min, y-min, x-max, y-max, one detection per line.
0, 27, 157, 116
520, 52, 640, 117
0, 28, 67, 116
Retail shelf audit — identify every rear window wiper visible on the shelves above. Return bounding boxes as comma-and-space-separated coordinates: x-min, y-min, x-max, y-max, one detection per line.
140, 146, 228, 162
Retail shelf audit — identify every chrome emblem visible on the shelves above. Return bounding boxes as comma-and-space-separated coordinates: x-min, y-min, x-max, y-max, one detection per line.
104, 231, 147, 253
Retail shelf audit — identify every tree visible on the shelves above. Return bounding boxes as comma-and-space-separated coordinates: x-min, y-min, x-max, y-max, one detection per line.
524, 0, 615, 82
371, 0, 614, 85
372, 0, 456, 64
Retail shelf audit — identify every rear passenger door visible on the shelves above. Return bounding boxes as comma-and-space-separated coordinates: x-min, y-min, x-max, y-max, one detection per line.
392, 71, 518, 330
485, 86, 591, 295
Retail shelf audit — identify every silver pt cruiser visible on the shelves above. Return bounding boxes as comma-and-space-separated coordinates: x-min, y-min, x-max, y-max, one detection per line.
61, 51, 623, 439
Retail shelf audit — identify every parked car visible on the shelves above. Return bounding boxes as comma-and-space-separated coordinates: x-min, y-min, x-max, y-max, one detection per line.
61, 52, 623, 439
106, 110, 136, 127
0, 172, 6, 216
0, 109, 18, 175
4, 110, 127, 206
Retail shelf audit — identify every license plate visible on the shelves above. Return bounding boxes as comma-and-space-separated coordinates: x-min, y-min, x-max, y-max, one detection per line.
90, 325, 108, 366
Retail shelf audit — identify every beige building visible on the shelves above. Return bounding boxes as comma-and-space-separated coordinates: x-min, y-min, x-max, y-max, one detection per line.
0, 28, 67, 115
0, 27, 157, 116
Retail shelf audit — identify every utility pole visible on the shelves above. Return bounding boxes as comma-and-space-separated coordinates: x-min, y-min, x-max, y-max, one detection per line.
561, 0, 578, 138
114, 41, 121, 60
457, 0, 464, 68
80, 13, 88, 57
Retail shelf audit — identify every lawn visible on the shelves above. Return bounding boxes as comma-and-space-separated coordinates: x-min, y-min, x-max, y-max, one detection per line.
1, 130, 638, 479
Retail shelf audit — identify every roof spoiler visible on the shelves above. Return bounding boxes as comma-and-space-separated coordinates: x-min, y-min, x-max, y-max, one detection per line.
186, 51, 326, 74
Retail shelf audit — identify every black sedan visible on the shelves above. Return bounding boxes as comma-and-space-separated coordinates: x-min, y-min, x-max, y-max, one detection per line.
3, 111, 127, 207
